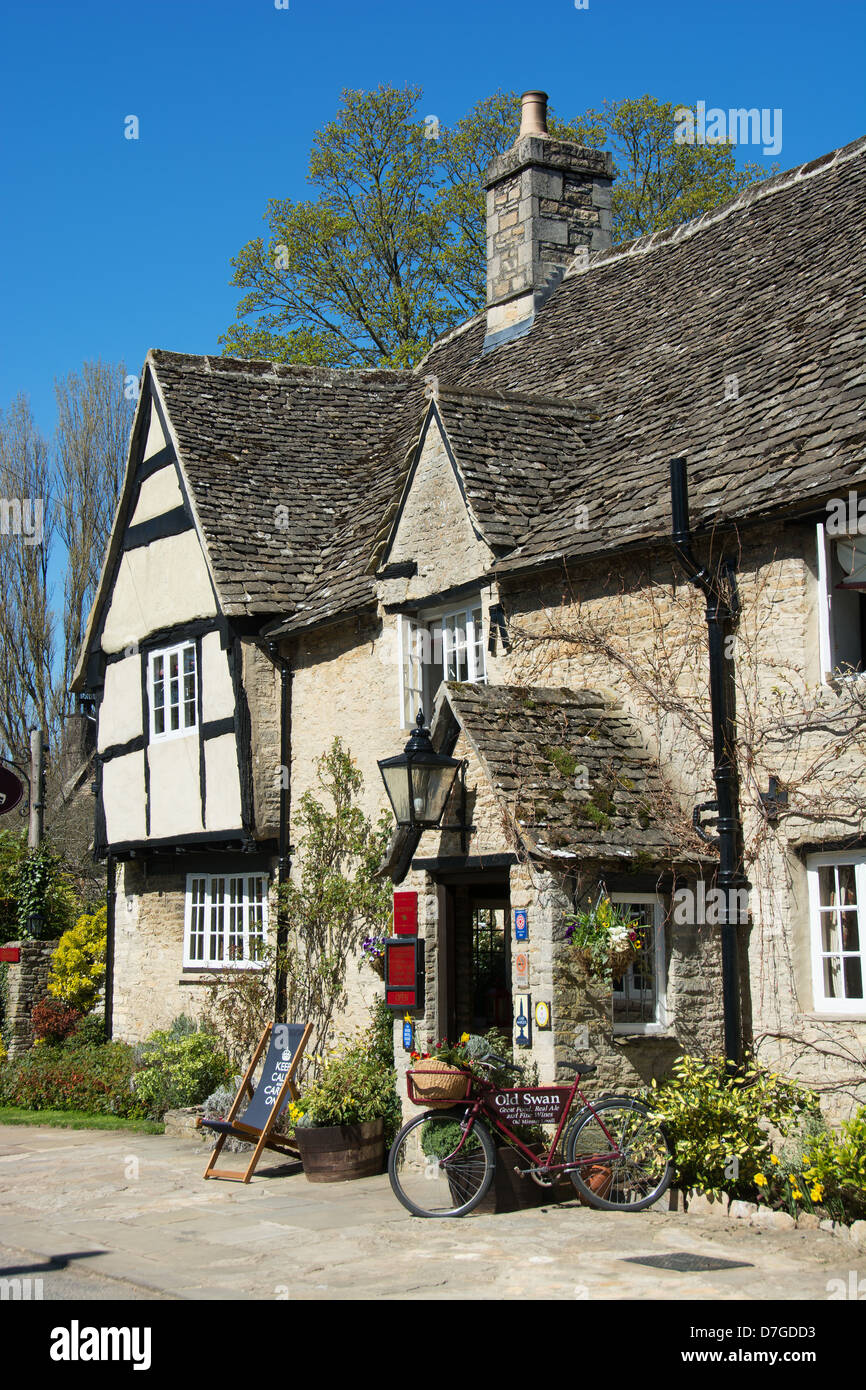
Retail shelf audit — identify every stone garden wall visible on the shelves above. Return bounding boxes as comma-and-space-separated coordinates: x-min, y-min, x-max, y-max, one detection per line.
4, 940, 60, 1058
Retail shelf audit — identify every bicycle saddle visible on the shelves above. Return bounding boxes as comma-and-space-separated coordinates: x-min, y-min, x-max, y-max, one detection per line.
561, 1062, 597, 1076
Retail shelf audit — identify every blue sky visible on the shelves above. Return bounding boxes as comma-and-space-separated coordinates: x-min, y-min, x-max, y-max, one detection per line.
1, 0, 864, 431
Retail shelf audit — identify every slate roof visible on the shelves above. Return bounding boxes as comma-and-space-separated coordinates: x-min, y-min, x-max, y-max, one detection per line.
441, 683, 707, 868
149, 352, 425, 615
138, 136, 865, 633
423, 137, 866, 578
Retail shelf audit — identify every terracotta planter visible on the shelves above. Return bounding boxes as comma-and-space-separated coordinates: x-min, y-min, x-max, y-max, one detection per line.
294, 1118, 384, 1183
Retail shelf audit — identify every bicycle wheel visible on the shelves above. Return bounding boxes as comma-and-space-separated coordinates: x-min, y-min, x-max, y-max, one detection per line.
565, 1096, 672, 1211
388, 1109, 496, 1217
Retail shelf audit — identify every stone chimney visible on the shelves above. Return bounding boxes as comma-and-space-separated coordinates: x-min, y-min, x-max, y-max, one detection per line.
484, 90, 614, 351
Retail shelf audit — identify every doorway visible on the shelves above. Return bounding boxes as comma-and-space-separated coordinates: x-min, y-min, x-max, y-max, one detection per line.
437, 878, 511, 1041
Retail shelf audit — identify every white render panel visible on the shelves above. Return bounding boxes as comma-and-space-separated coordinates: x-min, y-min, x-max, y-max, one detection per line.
148, 734, 203, 837
201, 630, 235, 722
103, 751, 147, 843
98, 655, 142, 750
143, 409, 166, 461
130, 464, 184, 525
101, 531, 217, 653
204, 733, 242, 831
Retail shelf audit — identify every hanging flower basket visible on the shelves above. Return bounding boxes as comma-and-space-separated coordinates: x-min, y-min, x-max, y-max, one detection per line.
576, 940, 637, 979
566, 892, 642, 984
360, 936, 387, 979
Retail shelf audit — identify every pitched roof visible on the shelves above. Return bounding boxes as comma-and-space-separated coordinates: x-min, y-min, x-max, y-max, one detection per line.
149, 351, 424, 615
441, 683, 707, 868
423, 137, 866, 578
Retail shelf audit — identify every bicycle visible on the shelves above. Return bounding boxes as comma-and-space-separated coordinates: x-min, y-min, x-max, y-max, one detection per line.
388, 1053, 673, 1218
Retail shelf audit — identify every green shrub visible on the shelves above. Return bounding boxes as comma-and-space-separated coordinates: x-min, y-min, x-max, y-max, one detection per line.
296, 1031, 397, 1129
0, 835, 80, 943
132, 1029, 233, 1119
0, 1041, 145, 1118
648, 1054, 819, 1202
73, 1012, 107, 1047
48, 907, 106, 1011
368, 1000, 403, 1147
801, 1107, 866, 1222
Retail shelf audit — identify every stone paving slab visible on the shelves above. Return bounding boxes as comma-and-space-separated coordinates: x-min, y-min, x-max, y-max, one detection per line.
0, 1125, 863, 1301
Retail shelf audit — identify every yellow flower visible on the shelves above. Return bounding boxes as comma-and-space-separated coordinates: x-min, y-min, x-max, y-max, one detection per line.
754, 1173, 768, 1187
460, 1032, 470, 1043
810, 1185, 823, 1202
791, 1188, 803, 1201
770, 1155, 779, 1166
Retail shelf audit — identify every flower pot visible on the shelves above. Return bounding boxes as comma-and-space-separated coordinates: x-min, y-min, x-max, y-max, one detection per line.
294, 1118, 384, 1183
367, 955, 385, 980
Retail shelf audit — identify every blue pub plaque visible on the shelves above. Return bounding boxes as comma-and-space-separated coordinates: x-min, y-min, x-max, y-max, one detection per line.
514, 909, 528, 941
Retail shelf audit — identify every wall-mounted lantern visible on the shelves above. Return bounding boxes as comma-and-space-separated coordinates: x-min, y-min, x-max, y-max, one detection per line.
378, 710, 463, 831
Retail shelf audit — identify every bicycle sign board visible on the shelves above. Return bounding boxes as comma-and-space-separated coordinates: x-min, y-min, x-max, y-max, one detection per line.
490, 1087, 573, 1126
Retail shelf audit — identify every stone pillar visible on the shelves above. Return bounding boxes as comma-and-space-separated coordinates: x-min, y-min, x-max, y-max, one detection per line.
4, 939, 60, 1057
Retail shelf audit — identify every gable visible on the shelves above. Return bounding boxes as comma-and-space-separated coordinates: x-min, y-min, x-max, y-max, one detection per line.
386, 409, 495, 602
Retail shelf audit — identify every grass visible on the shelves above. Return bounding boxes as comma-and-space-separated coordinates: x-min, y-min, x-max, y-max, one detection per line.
0, 1106, 164, 1134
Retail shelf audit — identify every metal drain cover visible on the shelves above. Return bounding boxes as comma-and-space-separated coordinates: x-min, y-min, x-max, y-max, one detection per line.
623, 1252, 753, 1272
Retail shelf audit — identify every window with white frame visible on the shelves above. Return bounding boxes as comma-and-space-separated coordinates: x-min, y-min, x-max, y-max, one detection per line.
816, 523, 866, 680
610, 894, 667, 1033
806, 853, 865, 1013
148, 641, 197, 740
184, 873, 268, 969
399, 602, 486, 728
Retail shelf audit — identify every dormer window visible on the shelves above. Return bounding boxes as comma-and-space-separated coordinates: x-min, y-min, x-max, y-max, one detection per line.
148, 641, 197, 740
399, 602, 486, 728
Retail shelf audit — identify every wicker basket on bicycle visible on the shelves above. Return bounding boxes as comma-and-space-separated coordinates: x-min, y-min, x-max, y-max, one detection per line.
406, 1060, 473, 1108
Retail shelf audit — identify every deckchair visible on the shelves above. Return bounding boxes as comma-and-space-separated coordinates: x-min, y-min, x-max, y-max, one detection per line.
202, 1021, 312, 1184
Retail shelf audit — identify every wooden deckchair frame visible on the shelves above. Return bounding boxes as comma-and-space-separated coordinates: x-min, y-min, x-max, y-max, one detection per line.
202, 1021, 312, 1184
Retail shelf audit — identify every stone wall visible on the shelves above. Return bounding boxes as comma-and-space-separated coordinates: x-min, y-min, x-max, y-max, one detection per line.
4, 940, 60, 1057
111, 860, 279, 1042
500, 523, 866, 1113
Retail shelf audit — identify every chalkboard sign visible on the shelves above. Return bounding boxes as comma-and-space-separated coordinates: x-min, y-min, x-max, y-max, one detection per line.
240, 1023, 306, 1132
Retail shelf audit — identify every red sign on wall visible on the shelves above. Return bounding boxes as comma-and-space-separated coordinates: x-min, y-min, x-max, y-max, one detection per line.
0, 947, 20, 963
384, 937, 424, 1011
393, 891, 418, 936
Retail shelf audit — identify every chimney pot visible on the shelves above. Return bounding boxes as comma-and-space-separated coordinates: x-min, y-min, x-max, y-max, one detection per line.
519, 90, 549, 138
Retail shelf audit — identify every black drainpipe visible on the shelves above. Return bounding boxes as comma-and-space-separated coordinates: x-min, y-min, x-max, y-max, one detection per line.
270, 643, 291, 1020
669, 457, 747, 1066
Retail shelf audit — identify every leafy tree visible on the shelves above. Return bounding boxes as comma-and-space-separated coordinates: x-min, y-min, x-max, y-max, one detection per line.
223, 87, 771, 369
0, 363, 132, 775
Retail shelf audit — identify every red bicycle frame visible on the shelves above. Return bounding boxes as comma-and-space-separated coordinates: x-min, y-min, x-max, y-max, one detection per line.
442, 1071, 624, 1176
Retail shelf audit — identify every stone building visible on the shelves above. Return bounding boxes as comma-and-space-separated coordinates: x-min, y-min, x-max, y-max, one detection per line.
72, 94, 866, 1117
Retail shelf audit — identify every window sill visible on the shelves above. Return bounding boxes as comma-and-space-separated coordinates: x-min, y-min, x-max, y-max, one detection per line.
611, 1028, 675, 1042
802, 1010, 866, 1023
150, 728, 198, 745
180, 967, 266, 981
